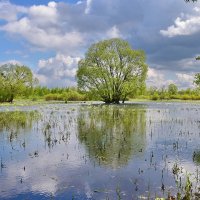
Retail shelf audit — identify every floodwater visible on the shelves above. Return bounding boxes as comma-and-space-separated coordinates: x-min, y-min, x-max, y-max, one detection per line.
0, 102, 200, 200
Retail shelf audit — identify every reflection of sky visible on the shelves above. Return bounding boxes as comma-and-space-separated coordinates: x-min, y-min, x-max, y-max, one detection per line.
0, 103, 200, 199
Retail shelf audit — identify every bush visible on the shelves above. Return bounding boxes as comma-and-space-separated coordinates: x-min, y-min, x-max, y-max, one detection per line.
44, 90, 87, 102
0, 89, 13, 103
170, 95, 181, 100
150, 93, 159, 100
160, 93, 169, 100
65, 90, 87, 101
44, 93, 65, 101
181, 94, 192, 100
191, 95, 200, 100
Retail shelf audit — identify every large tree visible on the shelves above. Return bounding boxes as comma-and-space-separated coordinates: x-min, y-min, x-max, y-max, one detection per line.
76, 38, 148, 104
0, 64, 36, 103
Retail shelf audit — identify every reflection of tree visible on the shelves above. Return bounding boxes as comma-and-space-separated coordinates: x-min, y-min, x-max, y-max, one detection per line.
78, 105, 146, 168
193, 151, 200, 165
0, 111, 40, 141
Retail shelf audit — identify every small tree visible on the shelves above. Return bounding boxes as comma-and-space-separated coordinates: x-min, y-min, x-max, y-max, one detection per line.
194, 73, 200, 88
196, 56, 200, 60
76, 38, 148, 104
168, 83, 178, 95
0, 64, 36, 103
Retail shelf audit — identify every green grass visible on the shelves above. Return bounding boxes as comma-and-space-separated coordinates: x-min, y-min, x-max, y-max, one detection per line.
2, 97, 200, 107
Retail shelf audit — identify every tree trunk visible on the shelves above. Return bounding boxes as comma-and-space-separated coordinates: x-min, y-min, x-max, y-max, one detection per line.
114, 100, 120, 104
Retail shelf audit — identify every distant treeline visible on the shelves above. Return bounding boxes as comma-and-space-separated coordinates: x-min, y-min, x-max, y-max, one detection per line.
1, 84, 200, 103
144, 85, 200, 101
16, 84, 200, 102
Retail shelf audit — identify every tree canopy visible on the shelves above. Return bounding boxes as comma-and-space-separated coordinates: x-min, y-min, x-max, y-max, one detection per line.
194, 73, 200, 88
168, 83, 178, 95
76, 38, 148, 104
196, 56, 200, 60
0, 64, 36, 103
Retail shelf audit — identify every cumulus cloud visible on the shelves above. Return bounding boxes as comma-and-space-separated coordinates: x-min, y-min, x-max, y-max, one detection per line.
29, 2, 58, 25
0, 2, 84, 54
0, 0, 27, 21
36, 53, 81, 87
146, 68, 174, 88
146, 67, 195, 89
176, 73, 194, 88
0, 0, 145, 54
106, 25, 122, 38
0, 0, 199, 87
160, 6, 200, 37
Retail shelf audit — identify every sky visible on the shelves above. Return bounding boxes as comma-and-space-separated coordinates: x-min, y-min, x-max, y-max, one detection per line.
0, 0, 200, 88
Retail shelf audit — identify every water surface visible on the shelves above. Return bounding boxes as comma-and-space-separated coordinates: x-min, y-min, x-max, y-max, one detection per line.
0, 102, 200, 199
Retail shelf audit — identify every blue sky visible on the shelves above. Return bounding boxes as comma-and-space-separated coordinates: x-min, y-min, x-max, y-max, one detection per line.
0, 0, 200, 88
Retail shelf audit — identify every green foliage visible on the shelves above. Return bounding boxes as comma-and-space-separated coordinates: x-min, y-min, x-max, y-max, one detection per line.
0, 111, 40, 136
151, 93, 159, 100
33, 86, 71, 97
44, 90, 87, 102
0, 63, 36, 103
65, 90, 87, 101
77, 38, 148, 104
196, 56, 200, 60
144, 83, 200, 101
168, 84, 178, 95
44, 93, 66, 101
78, 105, 146, 168
194, 73, 200, 88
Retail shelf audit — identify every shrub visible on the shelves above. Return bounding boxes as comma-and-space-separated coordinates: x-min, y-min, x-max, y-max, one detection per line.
191, 95, 200, 100
65, 90, 87, 101
181, 94, 191, 100
150, 93, 159, 100
44, 93, 65, 101
44, 91, 87, 102
170, 95, 181, 100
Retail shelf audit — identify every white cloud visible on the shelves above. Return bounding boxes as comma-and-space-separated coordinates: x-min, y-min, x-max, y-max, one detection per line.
176, 73, 194, 82
160, 6, 200, 37
176, 73, 194, 88
146, 67, 195, 89
0, 1, 84, 54
146, 67, 196, 89
106, 25, 122, 38
29, 2, 58, 25
1, 18, 83, 54
36, 53, 81, 87
0, 0, 27, 21
85, 0, 93, 14
146, 68, 166, 88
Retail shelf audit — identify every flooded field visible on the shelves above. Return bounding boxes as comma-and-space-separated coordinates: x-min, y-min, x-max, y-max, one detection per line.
0, 102, 200, 200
